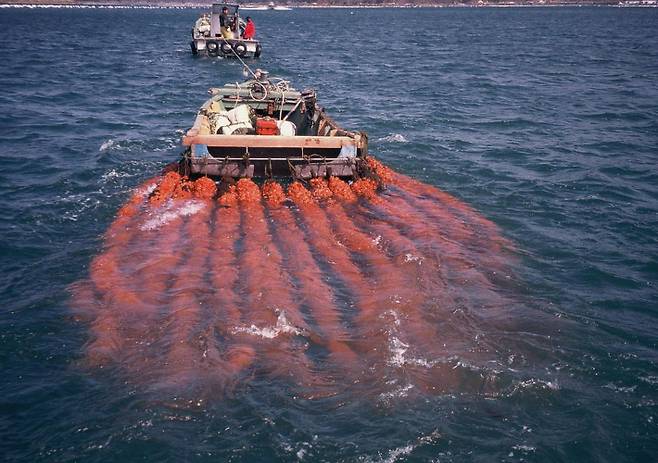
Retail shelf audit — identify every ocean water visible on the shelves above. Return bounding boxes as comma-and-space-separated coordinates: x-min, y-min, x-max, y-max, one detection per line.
1, 6, 657, 462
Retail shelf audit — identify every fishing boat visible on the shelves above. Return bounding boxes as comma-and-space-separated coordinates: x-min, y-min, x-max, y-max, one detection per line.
190, 3, 262, 58
240, 4, 269, 10
179, 69, 369, 180
268, 2, 292, 10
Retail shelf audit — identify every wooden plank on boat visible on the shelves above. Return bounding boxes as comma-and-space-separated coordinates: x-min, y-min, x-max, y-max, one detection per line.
183, 134, 354, 149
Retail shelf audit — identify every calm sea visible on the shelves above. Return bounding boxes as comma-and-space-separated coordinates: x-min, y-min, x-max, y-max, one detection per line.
1, 6, 657, 462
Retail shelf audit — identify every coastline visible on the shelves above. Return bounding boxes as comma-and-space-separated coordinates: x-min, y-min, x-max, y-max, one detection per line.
1, 1, 656, 8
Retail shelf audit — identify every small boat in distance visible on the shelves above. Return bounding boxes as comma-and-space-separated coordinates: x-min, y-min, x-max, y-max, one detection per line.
240, 4, 269, 10
268, 2, 292, 10
190, 3, 262, 58
180, 69, 368, 180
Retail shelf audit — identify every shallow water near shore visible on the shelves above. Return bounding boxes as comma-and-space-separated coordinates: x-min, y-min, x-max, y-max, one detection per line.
1, 6, 657, 462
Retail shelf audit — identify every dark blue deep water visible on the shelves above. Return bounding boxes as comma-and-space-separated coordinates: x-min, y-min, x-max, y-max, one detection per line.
1, 6, 657, 462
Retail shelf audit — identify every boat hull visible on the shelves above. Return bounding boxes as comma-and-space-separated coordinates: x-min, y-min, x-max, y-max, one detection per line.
180, 74, 368, 180
182, 153, 358, 180
191, 38, 261, 58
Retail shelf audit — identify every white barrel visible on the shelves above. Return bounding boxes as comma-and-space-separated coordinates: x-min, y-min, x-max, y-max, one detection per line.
222, 121, 253, 135
277, 120, 296, 137
215, 114, 230, 127
211, 114, 230, 134
228, 104, 251, 124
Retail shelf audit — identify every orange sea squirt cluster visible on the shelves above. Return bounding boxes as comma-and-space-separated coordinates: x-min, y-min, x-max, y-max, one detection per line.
309, 178, 334, 202
236, 178, 261, 204
262, 181, 286, 208
193, 176, 217, 200
365, 157, 395, 185
288, 181, 315, 206
351, 178, 379, 199
218, 184, 239, 207
149, 171, 181, 206
327, 176, 357, 202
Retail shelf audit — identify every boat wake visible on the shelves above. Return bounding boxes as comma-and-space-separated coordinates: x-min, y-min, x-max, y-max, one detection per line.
70, 157, 518, 399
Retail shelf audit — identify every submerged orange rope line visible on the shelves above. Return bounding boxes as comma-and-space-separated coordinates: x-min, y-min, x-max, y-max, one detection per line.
353, 172, 513, 362
380, 183, 506, 304
288, 181, 389, 365
236, 179, 318, 387
84, 180, 156, 366
389, 183, 516, 280
164, 198, 213, 387
208, 187, 257, 387
365, 156, 512, 252
315, 178, 440, 353
393, 172, 514, 254
264, 181, 360, 375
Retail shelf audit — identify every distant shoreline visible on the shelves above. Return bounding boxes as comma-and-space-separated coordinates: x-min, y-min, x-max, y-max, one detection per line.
2, 2, 657, 8
1, 0, 657, 8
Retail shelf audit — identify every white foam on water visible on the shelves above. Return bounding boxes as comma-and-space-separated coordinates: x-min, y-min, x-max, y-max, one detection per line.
387, 309, 402, 327
364, 430, 441, 463
603, 383, 637, 393
377, 133, 409, 143
152, 136, 179, 152
452, 358, 486, 372
388, 336, 409, 367
379, 383, 415, 405
386, 335, 434, 369
379, 445, 414, 463
233, 311, 302, 339
383, 311, 435, 368
403, 253, 423, 264
512, 444, 536, 452
99, 136, 177, 155
509, 378, 559, 396
639, 375, 658, 385
141, 183, 157, 196
99, 139, 115, 152
409, 357, 434, 368
57, 192, 103, 221
101, 169, 134, 182
140, 201, 205, 231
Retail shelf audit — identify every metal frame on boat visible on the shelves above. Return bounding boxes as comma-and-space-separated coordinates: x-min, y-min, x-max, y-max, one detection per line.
180, 70, 368, 180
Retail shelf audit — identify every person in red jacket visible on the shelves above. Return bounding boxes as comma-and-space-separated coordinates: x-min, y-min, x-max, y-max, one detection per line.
242, 17, 256, 40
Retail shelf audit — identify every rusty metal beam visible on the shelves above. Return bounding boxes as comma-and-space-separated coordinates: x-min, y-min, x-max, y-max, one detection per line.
183, 134, 355, 149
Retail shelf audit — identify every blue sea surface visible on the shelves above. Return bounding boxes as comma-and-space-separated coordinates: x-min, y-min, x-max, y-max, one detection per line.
1, 6, 657, 462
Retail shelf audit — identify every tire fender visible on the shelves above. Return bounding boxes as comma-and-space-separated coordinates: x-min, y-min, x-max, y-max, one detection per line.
220, 41, 233, 55
206, 41, 219, 56
233, 41, 247, 57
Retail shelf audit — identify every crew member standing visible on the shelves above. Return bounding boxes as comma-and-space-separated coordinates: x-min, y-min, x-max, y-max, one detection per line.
242, 17, 256, 40
220, 7, 233, 39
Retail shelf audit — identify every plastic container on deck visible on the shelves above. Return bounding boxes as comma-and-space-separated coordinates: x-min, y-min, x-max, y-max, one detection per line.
256, 117, 279, 135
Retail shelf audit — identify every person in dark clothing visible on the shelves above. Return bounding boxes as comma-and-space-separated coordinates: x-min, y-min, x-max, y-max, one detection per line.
220, 7, 233, 39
